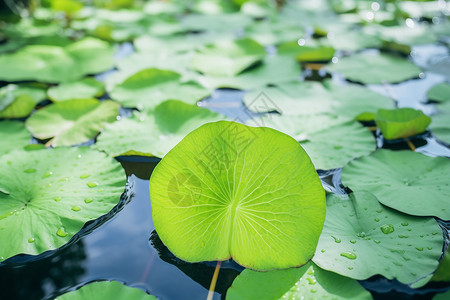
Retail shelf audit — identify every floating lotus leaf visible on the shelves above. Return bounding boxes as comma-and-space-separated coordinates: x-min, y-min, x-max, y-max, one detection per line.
278, 40, 335, 62
0, 37, 114, 83
0, 147, 125, 261
326, 52, 422, 84
25, 99, 119, 147
0, 121, 30, 156
110, 68, 210, 110
247, 114, 375, 170
56, 281, 156, 300
0, 84, 47, 119
341, 150, 450, 219
430, 113, 450, 144
150, 121, 325, 270
432, 248, 450, 282
428, 83, 450, 103
95, 100, 226, 157
366, 24, 437, 46
47, 78, 105, 102
227, 262, 372, 300
328, 29, 382, 52
181, 13, 252, 33
202, 55, 301, 90
434, 290, 450, 300
244, 20, 305, 46
312, 192, 443, 288
375, 108, 431, 140
190, 38, 266, 77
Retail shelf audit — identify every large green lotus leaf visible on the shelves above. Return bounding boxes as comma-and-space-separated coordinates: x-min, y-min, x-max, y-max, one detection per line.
324, 81, 395, 121
109, 68, 210, 110
0, 37, 114, 83
328, 29, 382, 52
95, 100, 226, 157
47, 78, 105, 102
432, 248, 450, 282
201, 55, 301, 90
25, 99, 119, 147
227, 262, 372, 300
366, 24, 437, 46
341, 150, 450, 219
190, 38, 266, 77
2, 18, 61, 39
181, 13, 252, 33
247, 114, 375, 170
0, 121, 30, 156
375, 108, 431, 140
56, 281, 156, 300
0, 147, 125, 261
434, 290, 450, 300
436, 101, 450, 114
0, 84, 47, 118
428, 83, 450, 103
243, 82, 334, 115
326, 52, 422, 84
150, 121, 325, 270
312, 192, 443, 288
278, 40, 335, 62
430, 113, 450, 144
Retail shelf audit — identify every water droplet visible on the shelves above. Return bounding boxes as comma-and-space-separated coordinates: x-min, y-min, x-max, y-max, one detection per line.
42, 171, 53, 178
348, 267, 353, 270
380, 224, 395, 234
376, 209, 382, 213
306, 278, 316, 285
310, 289, 317, 293
357, 232, 367, 238
307, 268, 314, 275
333, 145, 343, 150
398, 235, 408, 238
374, 217, 380, 222
97, 188, 104, 192
427, 247, 432, 250
54, 196, 61, 202
350, 239, 356, 244
401, 222, 409, 226
58, 177, 69, 182
84, 198, 93, 204
321, 249, 325, 253
80, 174, 91, 179
331, 236, 341, 243
374, 240, 381, 244
56, 228, 68, 237
340, 252, 357, 260
393, 262, 403, 267
87, 182, 98, 188
415, 247, 423, 251
28, 238, 35, 243
72, 206, 81, 212
24, 168, 36, 173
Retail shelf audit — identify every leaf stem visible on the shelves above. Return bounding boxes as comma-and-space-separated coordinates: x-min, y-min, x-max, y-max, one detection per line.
405, 138, 416, 151
206, 261, 222, 300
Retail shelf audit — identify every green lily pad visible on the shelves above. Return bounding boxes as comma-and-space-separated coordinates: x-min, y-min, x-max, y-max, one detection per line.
430, 113, 450, 144
25, 99, 120, 147
227, 262, 372, 300
202, 55, 301, 90
95, 100, 226, 157
432, 248, 450, 282
0, 84, 47, 119
341, 150, 450, 219
312, 192, 443, 288
247, 114, 375, 170
278, 39, 335, 62
181, 13, 252, 33
0, 121, 30, 156
366, 24, 438, 46
375, 108, 431, 140
328, 29, 382, 52
109, 68, 210, 110
0, 147, 125, 261
428, 83, 450, 103
0, 37, 114, 83
244, 20, 305, 46
434, 290, 450, 300
190, 38, 266, 77
326, 52, 422, 84
56, 281, 156, 300
149, 121, 325, 270
47, 78, 105, 102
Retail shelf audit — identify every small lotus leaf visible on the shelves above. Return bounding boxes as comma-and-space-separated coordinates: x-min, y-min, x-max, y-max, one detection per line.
0, 121, 30, 156
56, 281, 156, 300
326, 52, 422, 84
226, 262, 372, 300
432, 248, 450, 282
375, 108, 431, 140
110, 68, 210, 110
428, 83, 450, 103
0, 84, 47, 118
341, 150, 450, 219
190, 38, 266, 77
278, 40, 335, 62
48, 78, 105, 102
25, 99, 119, 147
430, 113, 450, 144
313, 192, 443, 288
150, 121, 325, 270
0, 147, 125, 261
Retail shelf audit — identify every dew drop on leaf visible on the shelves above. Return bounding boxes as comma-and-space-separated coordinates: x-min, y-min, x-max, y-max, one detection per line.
380, 224, 395, 234
24, 168, 36, 173
56, 227, 68, 237
340, 252, 357, 260
331, 235, 341, 243
72, 206, 81, 212
87, 182, 98, 188
28, 238, 35, 243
